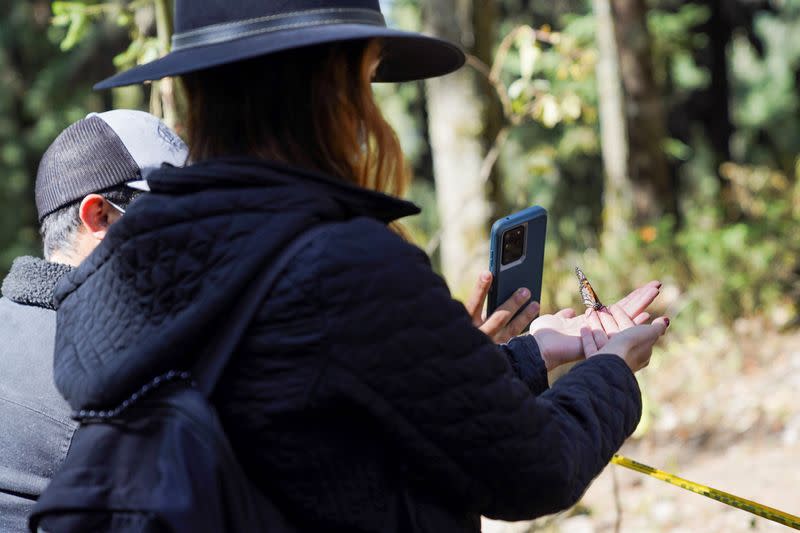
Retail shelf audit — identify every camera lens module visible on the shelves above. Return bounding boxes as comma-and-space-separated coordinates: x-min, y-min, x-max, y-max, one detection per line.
501, 225, 526, 265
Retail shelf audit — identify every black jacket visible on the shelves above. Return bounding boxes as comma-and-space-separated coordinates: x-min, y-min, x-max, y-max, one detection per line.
53, 158, 642, 532
0, 257, 76, 532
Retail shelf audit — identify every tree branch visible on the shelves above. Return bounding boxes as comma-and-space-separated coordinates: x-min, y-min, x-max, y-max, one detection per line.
152, 0, 177, 128
466, 54, 513, 120
479, 127, 510, 183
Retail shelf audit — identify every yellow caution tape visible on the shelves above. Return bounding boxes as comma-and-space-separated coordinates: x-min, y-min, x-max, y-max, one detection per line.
612, 455, 800, 530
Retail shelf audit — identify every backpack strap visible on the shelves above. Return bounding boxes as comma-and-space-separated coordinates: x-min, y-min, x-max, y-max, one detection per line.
193, 223, 335, 397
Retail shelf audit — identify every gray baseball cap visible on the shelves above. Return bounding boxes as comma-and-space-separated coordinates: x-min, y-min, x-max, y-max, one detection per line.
35, 110, 188, 221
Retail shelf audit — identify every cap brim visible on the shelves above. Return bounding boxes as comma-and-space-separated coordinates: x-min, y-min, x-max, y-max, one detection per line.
95, 25, 465, 89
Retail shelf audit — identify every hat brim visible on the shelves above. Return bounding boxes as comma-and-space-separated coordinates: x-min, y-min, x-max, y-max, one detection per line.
95, 25, 465, 89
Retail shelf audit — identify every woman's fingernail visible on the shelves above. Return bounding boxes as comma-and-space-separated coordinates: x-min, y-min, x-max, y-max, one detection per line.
664, 317, 670, 327
517, 288, 530, 301
481, 272, 492, 282
527, 302, 539, 314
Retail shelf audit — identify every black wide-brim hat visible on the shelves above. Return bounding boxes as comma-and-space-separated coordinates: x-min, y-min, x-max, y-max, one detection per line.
96, 0, 466, 89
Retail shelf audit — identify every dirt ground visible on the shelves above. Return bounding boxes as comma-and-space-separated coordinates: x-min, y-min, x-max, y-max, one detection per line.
483, 319, 800, 532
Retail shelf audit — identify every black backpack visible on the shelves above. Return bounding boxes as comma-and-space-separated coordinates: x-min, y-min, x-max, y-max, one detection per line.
30, 225, 332, 533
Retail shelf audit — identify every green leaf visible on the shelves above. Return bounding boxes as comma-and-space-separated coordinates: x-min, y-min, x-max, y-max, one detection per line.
560, 92, 582, 121
60, 11, 90, 51
138, 38, 161, 65
51, 14, 72, 27
538, 94, 562, 128
508, 78, 528, 100
116, 12, 133, 27
51, 2, 81, 17
519, 42, 541, 80
663, 138, 693, 161
113, 38, 144, 68
513, 27, 538, 80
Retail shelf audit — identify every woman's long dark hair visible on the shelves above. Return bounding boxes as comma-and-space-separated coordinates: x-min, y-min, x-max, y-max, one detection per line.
182, 40, 410, 199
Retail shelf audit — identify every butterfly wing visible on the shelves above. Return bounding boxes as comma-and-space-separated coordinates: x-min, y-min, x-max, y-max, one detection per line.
575, 267, 604, 310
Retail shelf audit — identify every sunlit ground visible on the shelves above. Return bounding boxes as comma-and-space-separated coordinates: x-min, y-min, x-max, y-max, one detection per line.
483, 317, 800, 532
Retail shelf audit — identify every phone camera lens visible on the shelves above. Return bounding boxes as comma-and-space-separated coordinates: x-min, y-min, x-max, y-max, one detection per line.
501, 225, 526, 265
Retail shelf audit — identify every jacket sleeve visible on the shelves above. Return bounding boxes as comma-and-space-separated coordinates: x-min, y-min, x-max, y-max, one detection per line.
500, 335, 550, 396
311, 221, 642, 520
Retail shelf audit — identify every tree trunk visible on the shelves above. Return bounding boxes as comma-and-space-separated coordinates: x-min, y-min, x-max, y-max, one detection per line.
423, 0, 492, 296
611, 0, 676, 226
593, 0, 633, 244
701, 0, 733, 164
152, 0, 179, 129
472, 0, 507, 222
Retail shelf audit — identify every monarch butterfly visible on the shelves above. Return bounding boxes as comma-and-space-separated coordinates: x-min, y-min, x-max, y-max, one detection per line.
575, 266, 604, 310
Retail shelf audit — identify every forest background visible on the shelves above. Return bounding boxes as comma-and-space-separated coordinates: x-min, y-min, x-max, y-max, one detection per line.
1, 0, 799, 531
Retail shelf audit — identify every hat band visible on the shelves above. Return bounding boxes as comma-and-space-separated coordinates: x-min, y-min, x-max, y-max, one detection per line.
172, 8, 387, 52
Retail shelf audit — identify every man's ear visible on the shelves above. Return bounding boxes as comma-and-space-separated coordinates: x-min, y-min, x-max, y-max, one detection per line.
79, 194, 119, 240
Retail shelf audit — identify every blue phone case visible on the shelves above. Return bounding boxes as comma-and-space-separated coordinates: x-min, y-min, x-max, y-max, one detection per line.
488, 206, 547, 316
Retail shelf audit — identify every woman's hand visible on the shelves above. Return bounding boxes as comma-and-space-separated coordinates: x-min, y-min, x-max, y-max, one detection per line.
465, 271, 540, 343
581, 317, 670, 372
530, 281, 661, 371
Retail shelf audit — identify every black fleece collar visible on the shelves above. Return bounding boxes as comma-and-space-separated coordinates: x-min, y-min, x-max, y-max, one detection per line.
1, 256, 74, 310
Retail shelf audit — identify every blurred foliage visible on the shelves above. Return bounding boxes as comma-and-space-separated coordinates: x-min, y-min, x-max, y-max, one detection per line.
729, 3, 800, 172
380, 0, 799, 328
478, 24, 598, 130
0, 0, 129, 271
49, 1, 179, 128
52, 1, 158, 68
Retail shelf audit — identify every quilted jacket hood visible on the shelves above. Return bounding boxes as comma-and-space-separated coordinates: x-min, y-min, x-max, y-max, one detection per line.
53, 158, 419, 411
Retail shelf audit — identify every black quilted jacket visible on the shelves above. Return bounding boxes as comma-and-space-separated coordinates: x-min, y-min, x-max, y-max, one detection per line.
53, 158, 642, 533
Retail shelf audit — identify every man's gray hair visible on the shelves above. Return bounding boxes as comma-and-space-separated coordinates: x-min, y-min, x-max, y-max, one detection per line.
40, 185, 141, 260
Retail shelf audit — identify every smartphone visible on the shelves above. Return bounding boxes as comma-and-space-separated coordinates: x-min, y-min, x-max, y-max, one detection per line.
487, 206, 547, 316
